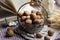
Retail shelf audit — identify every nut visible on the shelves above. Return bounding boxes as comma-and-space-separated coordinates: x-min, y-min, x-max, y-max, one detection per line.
25, 19, 32, 24
36, 32, 43, 38
23, 11, 30, 16
36, 11, 42, 15
48, 29, 55, 36
6, 27, 14, 37
37, 15, 41, 19
21, 16, 26, 21
34, 19, 42, 23
26, 16, 30, 19
31, 13, 37, 19
40, 19, 44, 23
7, 27, 14, 31
44, 36, 50, 40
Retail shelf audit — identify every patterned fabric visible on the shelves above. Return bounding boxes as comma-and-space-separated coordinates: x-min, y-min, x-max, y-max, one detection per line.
0, 25, 25, 40
55, 33, 60, 40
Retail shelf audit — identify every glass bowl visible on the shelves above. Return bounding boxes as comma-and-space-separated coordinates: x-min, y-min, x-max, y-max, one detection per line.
15, 2, 48, 34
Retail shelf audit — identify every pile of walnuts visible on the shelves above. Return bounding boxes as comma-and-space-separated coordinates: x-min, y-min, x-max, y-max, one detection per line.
18, 10, 44, 24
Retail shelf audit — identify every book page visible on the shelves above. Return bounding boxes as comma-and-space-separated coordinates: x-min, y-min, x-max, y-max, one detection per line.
5, 0, 17, 13
9, 0, 29, 11
0, 0, 29, 13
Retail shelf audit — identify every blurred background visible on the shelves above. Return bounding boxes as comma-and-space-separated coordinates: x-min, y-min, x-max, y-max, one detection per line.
0, 0, 29, 18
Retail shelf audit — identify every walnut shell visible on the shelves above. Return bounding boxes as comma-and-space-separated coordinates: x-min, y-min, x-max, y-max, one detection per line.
23, 11, 30, 16
40, 19, 44, 23
48, 29, 55, 36
34, 19, 41, 23
21, 16, 26, 21
6, 29, 14, 37
25, 19, 32, 24
37, 15, 41, 19
26, 16, 30, 19
36, 32, 43, 38
36, 11, 42, 15
7, 27, 14, 31
31, 13, 37, 19
44, 36, 50, 40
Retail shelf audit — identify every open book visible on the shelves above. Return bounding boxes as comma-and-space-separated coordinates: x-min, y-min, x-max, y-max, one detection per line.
0, 0, 29, 14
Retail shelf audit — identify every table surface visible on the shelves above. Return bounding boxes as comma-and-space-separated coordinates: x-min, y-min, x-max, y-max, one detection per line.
0, 25, 60, 40
0, 25, 25, 40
